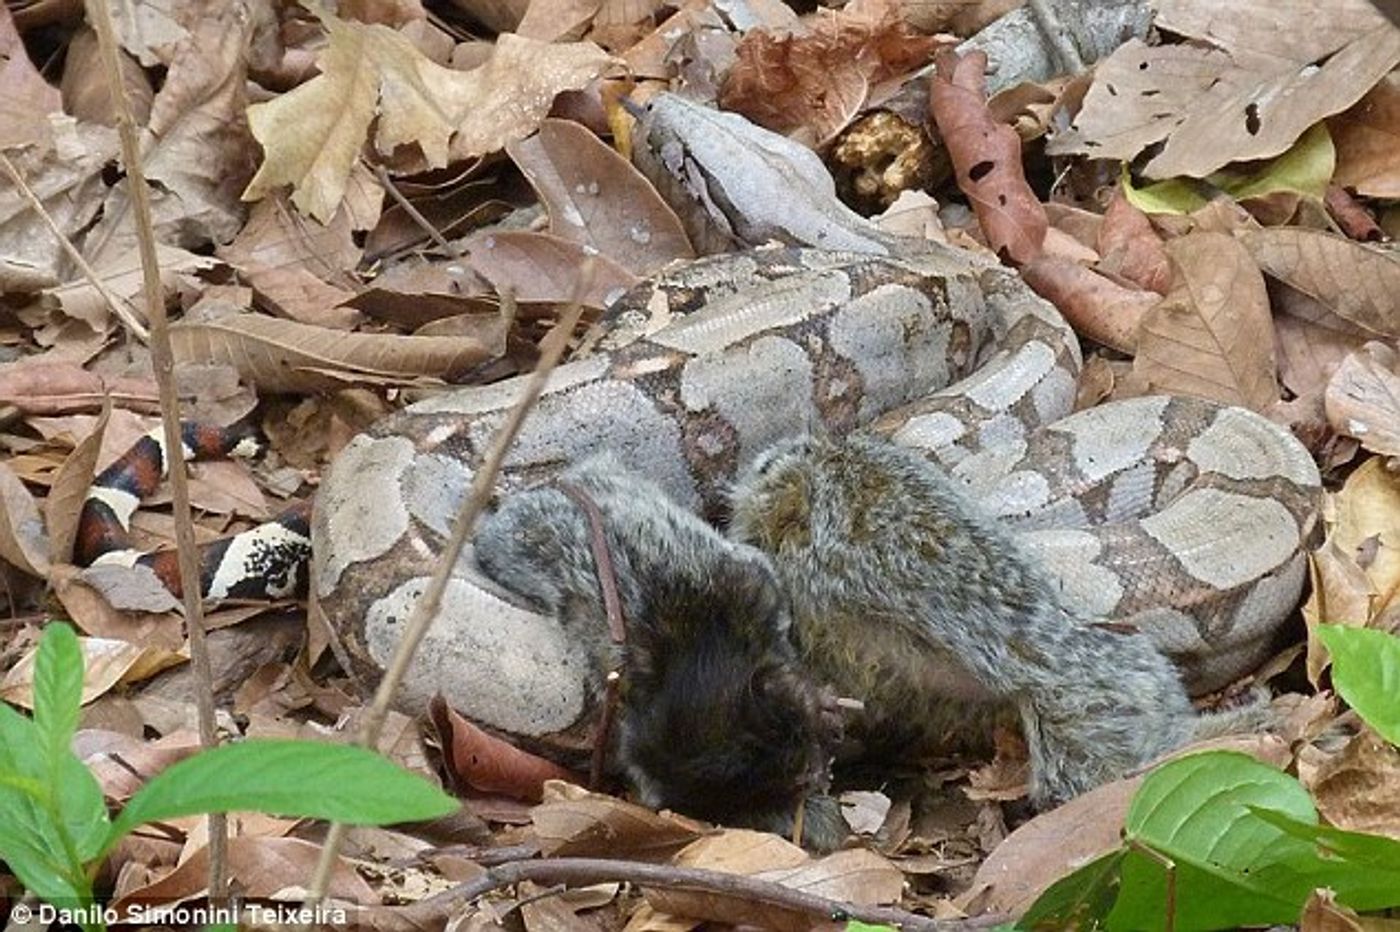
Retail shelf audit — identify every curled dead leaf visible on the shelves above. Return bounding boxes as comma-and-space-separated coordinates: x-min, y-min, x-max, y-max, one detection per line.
930, 49, 1046, 265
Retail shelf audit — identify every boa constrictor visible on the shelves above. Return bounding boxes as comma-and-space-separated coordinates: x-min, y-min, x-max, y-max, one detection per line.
311, 95, 1320, 751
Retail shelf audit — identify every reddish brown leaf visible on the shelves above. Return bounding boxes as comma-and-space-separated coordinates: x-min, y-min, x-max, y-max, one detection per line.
430, 694, 580, 801
1097, 189, 1171, 295
930, 49, 1046, 265
1020, 256, 1155, 355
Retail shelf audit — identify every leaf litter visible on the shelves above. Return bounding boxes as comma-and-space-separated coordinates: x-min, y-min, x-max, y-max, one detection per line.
1, 0, 1399, 926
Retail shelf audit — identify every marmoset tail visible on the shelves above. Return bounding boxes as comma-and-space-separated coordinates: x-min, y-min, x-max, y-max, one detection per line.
728, 434, 1268, 806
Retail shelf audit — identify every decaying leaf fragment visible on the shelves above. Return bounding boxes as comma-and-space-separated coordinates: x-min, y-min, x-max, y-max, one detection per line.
243, 9, 612, 222
718, 0, 944, 147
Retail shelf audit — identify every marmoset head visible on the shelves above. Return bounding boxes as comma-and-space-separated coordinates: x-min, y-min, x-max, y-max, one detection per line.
618, 549, 844, 840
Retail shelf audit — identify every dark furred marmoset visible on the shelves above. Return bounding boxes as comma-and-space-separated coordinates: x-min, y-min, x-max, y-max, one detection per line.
474, 436, 1268, 846
728, 434, 1269, 808
474, 453, 845, 844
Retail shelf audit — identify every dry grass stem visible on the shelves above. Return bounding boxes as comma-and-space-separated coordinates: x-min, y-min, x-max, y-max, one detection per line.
0, 151, 151, 342
84, 0, 227, 898
304, 266, 594, 904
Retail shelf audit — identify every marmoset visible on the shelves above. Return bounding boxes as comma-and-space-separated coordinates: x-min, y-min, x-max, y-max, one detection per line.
474, 454, 846, 843
728, 434, 1268, 807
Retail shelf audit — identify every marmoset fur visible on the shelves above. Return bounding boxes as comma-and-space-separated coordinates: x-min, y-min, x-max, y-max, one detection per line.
474, 454, 845, 843
728, 434, 1269, 807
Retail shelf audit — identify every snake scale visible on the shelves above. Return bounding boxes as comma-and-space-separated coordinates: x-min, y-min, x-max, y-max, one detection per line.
308, 94, 1321, 755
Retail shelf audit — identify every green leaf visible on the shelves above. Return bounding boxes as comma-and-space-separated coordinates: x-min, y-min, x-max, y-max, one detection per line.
1110, 750, 1400, 931
1015, 848, 1125, 931
108, 739, 459, 847
1213, 122, 1334, 202
1248, 808, 1400, 911
29, 623, 109, 861
1315, 624, 1400, 745
34, 623, 83, 770
0, 704, 90, 906
1120, 170, 1208, 215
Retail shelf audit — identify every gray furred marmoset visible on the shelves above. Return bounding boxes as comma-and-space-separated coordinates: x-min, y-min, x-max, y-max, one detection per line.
728, 433, 1269, 808
474, 453, 845, 844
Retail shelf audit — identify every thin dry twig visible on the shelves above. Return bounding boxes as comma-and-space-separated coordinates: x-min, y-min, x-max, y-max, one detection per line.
0, 151, 151, 342
374, 164, 461, 257
303, 267, 594, 904
389, 856, 993, 931
84, 0, 227, 899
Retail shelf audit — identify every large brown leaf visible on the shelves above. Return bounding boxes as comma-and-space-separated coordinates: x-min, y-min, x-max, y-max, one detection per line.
506, 119, 692, 276
1243, 228, 1400, 340
169, 312, 498, 393
530, 781, 702, 860
930, 50, 1046, 265
1131, 232, 1278, 411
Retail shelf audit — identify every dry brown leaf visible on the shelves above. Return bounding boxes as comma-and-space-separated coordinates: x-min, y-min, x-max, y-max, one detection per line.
217, 181, 382, 330
0, 634, 186, 708
1305, 730, 1400, 840
75, 728, 201, 801
83, 13, 257, 266
506, 119, 693, 276
1274, 292, 1375, 404
1304, 459, 1400, 671
931, 49, 1046, 265
45, 399, 109, 565
1020, 256, 1155, 355
110, 837, 376, 915
0, 119, 119, 292
0, 460, 50, 578
516, 0, 602, 41
971, 733, 1293, 916
243, 9, 612, 222
1244, 228, 1400, 340
531, 780, 703, 860
430, 695, 581, 801
1096, 189, 1171, 295
719, 0, 943, 147
1325, 342, 1400, 457
462, 230, 639, 308
1131, 232, 1278, 411
49, 243, 219, 332
0, 4, 63, 149
169, 312, 497, 393
1050, 28, 1400, 179
673, 829, 809, 874
1155, 0, 1388, 72
49, 564, 184, 646
0, 360, 160, 415
645, 847, 903, 932
1332, 74, 1400, 198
